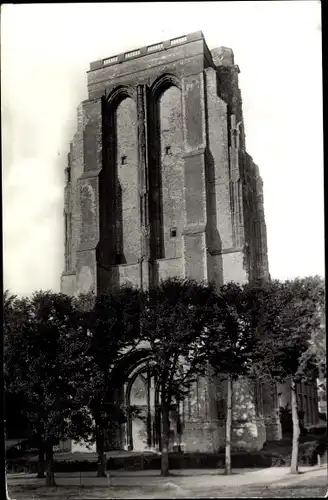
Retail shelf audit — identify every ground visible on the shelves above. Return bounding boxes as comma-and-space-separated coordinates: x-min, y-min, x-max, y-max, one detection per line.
7, 466, 327, 499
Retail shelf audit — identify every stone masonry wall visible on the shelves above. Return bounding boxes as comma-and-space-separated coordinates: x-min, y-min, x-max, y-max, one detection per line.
182, 376, 266, 452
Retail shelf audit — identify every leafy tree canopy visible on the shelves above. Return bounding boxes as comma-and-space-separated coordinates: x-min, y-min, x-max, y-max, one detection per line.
4, 291, 93, 450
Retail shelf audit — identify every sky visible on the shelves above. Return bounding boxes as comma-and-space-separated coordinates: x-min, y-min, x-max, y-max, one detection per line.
2, 1, 324, 296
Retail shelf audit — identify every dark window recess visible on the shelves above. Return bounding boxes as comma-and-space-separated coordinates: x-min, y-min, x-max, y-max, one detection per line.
233, 129, 238, 148
65, 167, 71, 183
165, 146, 171, 155
170, 228, 177, 238
115, 254, 122, 264
121, 156, 127, 165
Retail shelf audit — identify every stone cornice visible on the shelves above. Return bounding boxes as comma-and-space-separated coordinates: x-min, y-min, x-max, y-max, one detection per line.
207, 246, 244, 256
183, 224, 206, 235
61, 271, 76, 277
77, 243, 98, 253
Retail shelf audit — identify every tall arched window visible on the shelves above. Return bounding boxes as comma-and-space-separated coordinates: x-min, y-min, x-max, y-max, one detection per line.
114, 96, 140, 264
149, 76, 184, 261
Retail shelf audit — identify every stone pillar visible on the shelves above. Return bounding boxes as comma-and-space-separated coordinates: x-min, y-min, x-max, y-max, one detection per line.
61, 105, 84, 296
204, 67, 233, 252
263, 381, 282, 441
229, 114, 244, 249
137, 84, 152, 289
181, 72, 208, 281
76, 98, 103, 295
204, 66, 247, 286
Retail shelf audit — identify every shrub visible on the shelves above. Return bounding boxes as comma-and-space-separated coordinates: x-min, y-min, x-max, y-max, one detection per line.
8, 444, 326, 474
306, 425, 327, 436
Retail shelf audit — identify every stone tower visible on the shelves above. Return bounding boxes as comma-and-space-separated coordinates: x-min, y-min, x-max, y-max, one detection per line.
61, 31, 269, 297
62, 32, 278, 452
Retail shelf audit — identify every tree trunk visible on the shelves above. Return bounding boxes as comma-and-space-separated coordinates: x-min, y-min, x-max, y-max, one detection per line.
161, 403, 170, 477
45, 446, 56, 486
225, 375, 232, 475
36, 447, 45, 478
290, 379, 300, 474
96, 427, 107, 477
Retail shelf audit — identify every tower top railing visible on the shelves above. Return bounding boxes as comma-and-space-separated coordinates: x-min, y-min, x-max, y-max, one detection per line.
89, 31, 205, 71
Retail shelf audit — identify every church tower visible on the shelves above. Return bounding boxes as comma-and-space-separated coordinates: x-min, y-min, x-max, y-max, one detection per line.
61, 31, 269, 297
61, 32, 277, 452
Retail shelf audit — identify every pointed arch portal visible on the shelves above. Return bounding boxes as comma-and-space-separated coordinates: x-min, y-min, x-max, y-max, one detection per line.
120, 357, 184, 452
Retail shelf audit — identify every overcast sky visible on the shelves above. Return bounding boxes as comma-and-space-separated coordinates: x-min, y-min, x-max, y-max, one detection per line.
2, 1, 323, 296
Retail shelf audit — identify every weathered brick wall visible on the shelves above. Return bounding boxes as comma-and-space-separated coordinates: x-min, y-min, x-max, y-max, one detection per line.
183, 421, 224, 452
117, 263, 141, 288
221, 251, 248, 284
98, 263, 142, 291
206, 252, 223, 289
232, 419, 266, 451
156, 257, 183, 281
182, 375, 266, 452
60, 271, 76, 296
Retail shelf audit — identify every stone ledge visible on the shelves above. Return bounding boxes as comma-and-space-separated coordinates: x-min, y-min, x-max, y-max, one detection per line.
182, 147, 206, 159
79, 169, 102, 180
61, 270, 76, 277
208, 246, 244, 256
183, 224, 206, 235
77, 243, 98, 253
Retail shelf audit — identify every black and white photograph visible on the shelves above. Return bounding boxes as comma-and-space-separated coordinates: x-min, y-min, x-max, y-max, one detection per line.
2, 1, 326, 498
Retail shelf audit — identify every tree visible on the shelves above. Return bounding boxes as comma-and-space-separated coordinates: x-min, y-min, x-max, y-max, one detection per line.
75, 286, 143, 477
205, 282, 258, 475
298, 278, 326, 405
140, 278, 216, 476
4, 291, 93, 485
4, 292, 44, 474
251, 277, 324, 474
4, 292, 31, 442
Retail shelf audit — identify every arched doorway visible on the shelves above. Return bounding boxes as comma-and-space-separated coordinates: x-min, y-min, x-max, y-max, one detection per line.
123, 360, 185, 452
124, 362, 157, 451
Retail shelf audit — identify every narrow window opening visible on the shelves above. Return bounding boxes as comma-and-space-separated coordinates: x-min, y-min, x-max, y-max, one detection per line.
232, 129, 238, 149
65, 167, 71, 184
170, 227, 177, 238
121, 156, 127, 165
165, 146, 171, 155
